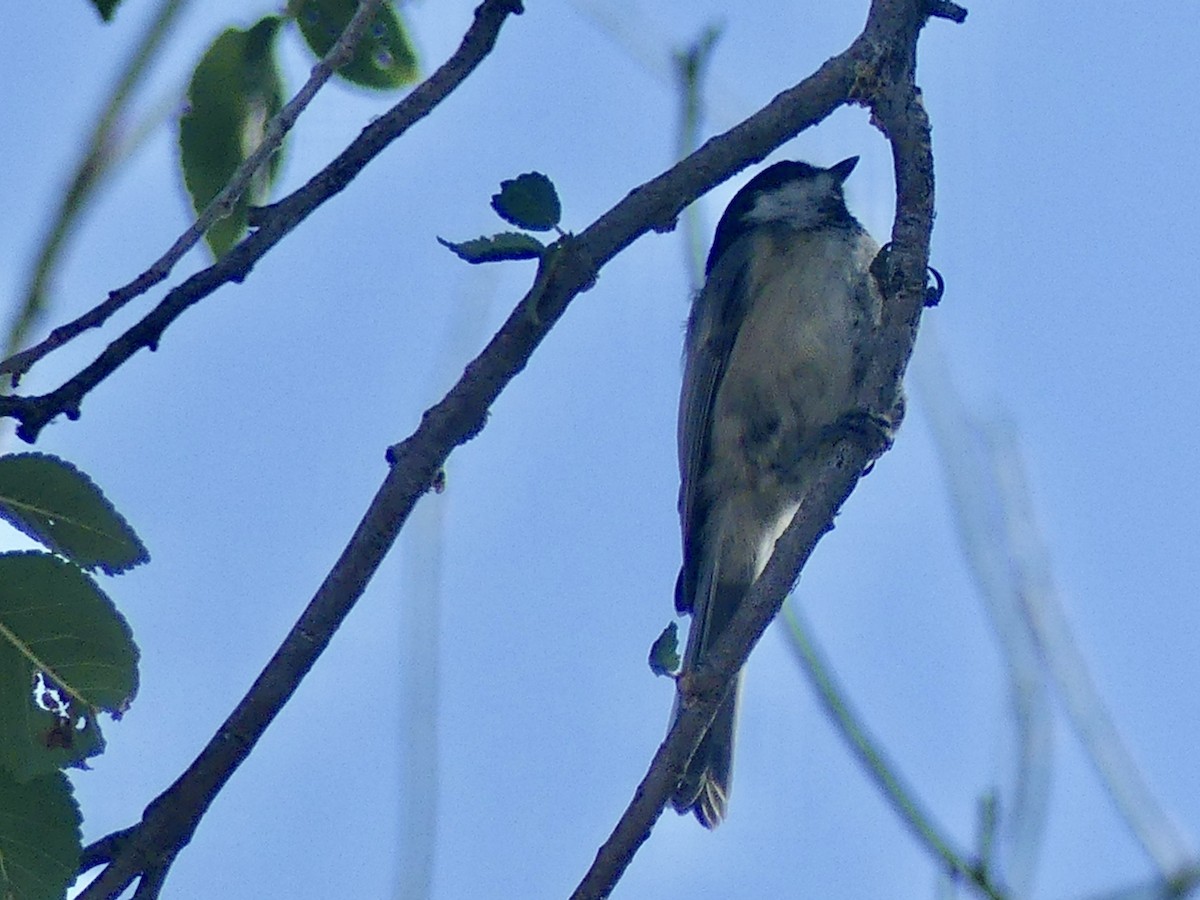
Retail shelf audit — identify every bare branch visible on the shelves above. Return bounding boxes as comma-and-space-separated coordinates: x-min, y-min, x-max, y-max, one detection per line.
570, 0, 959, 893
78, 826, 138, 872
572, 434, 882, 899
0, 0, 525, 443
71, 0, 957, 894
4, 0, 194, 363
70, 3, 526, 896
0, 0, 388, 385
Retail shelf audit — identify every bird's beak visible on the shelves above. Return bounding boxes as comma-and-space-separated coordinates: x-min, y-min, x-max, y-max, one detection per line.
829, 156, 860, 182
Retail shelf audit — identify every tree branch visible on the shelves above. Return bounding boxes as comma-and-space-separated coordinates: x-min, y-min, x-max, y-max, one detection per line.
2, 0, 888, 444
570, 0, 960, 894
4, 0, 194, 363
72, 0, 958, 894
70, 4, 525, 898
79, 826, 138, 871
0, 0, 525, 443
0, 0, 393, 387
573, 435, 881, 899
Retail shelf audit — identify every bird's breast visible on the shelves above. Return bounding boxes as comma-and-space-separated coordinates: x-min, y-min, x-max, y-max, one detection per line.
731, 232, 861, 402
706, 228, 873, 495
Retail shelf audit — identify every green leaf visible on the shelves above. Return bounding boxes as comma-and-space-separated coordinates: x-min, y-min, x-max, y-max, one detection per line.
648, 622, 680, 677
294, 0, 419, 90
0, 453, 149, 575
438, 233, 545, 264
180, 17, 285, 258
0, 553, 138, 779
491, 173, 561, 232
89, 0, 122, 20
0, 771, 81, 900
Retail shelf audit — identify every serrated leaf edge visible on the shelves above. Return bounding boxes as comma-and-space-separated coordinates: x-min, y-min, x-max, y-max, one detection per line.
0, 553, 135, 713
0, 453, 149, 575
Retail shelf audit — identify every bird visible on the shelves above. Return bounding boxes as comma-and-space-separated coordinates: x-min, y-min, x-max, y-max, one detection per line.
672, 156, 885, 827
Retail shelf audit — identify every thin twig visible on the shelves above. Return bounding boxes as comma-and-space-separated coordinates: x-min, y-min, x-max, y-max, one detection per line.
919, 327, 1196, 882
0, 0, 388, 384
0, 0, 525, 443
671, 23, 722, 292
928, 0, 969, 23
4, 0, 193, 364
71, 4, 526, 896
572, 436, 881, 900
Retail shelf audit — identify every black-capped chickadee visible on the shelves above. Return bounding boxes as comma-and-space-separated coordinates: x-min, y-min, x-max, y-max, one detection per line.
673, 157, 885, 827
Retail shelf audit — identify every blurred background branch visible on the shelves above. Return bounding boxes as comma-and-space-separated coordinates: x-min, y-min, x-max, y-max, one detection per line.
783, 603, 1007, 899
1, 0, 390, 385
5, 0, 192, 363
915, 326, 1197, 886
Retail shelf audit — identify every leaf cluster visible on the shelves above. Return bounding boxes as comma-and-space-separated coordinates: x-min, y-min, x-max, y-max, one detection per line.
180, 0, 419, 257
0, 454, 147, 900
438, 171, 564, 263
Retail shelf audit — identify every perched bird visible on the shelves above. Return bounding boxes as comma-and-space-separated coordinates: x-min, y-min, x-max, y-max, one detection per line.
673, 156, 885, 827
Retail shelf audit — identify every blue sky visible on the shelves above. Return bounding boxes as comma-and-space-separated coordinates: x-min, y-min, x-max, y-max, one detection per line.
3, 1, 1200, 898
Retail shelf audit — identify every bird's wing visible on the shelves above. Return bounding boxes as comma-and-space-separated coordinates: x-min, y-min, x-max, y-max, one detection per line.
676, 234, 756, 615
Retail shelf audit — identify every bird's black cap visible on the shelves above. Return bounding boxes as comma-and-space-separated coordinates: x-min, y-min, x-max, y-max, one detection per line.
704, 157, 860, 275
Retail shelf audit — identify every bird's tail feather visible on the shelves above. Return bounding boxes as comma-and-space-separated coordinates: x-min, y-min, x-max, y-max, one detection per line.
671, 672, 741, 828
672, 573, 750, 828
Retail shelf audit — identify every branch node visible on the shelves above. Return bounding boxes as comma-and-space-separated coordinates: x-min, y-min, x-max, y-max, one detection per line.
385, 440, 408, 466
